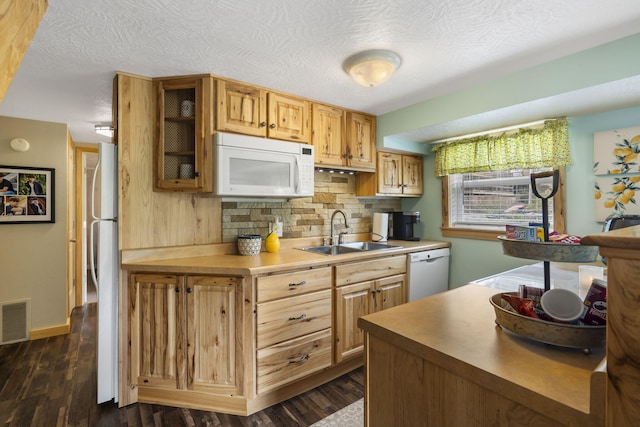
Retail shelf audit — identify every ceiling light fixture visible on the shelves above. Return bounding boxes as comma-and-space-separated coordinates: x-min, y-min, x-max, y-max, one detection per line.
95, 125, 114, 137
343, 49, 401, 87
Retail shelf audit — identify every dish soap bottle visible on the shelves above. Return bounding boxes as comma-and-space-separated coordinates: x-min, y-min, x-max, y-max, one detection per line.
265, 231, 280, 253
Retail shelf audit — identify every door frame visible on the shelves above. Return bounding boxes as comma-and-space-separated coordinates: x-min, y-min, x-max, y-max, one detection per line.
75, 146, 98, 308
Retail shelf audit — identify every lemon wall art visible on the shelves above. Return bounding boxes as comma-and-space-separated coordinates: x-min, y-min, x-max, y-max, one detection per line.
594, 126, 640, 221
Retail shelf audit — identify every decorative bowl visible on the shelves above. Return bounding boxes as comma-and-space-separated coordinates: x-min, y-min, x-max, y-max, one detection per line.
237, 234, 262, 256
497, 236, 599, 262
490, 292, 605, 352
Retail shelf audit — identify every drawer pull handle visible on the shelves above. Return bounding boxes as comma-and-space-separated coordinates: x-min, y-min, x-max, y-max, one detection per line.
289, 280, 307, 288
288, 313, 307, 321
289, 354, 309, 364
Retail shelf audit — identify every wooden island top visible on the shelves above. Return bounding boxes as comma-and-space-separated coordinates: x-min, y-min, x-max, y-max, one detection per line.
358, 284, 606, 426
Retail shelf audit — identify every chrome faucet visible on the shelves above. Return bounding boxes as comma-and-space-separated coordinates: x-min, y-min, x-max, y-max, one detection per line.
330, 210, 349, 245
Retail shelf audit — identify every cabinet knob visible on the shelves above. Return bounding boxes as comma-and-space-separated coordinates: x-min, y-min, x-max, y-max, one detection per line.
260, 122, 267, 127
175, 287, 180, 293
269, 123, 276, 129
186, 287, 192, 293
194, 171, 199, 177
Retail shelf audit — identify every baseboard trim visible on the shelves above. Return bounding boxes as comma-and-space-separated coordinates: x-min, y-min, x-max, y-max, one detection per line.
30, 318, 70, 340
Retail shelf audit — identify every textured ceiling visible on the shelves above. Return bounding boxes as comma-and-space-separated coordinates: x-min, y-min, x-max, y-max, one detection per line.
1, 0, 640, 144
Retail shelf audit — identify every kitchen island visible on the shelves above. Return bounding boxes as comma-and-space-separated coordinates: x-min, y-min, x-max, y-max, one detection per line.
358, 284, 606, 427
359, 225, 640, 427
119, 236, 450, 415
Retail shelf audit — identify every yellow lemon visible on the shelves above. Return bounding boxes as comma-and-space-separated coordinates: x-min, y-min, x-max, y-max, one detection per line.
614, 147, 632, 156
611, 169, 622, 174
630, 134, 640, 144
612, 182, 626, 193
624, 188, 635, 198
594, 190, 601, 200
625, 152, 638, 163
619, 195, 630, 204
604, 200, 616, 208
631, 176, 640, 183
265, 232, 280, 253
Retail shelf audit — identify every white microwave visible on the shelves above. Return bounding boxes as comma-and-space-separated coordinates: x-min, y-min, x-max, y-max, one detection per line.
214, 132, 314, 198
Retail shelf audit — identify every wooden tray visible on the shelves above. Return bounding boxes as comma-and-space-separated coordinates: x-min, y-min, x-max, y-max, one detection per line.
498, 236, 599, 263
490, 292, 605, 352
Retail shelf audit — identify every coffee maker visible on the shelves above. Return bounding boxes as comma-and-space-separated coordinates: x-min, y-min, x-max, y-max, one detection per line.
391, 211, 420, 241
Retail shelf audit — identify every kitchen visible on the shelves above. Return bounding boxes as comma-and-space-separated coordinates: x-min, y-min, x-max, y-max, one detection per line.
2, 1, 640, 426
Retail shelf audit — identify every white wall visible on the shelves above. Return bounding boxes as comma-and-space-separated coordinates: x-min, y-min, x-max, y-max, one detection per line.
0, 116, 68, 332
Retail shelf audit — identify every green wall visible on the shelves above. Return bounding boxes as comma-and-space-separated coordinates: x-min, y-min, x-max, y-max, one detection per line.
377, 32, 640, 142
377, 32, 640, 287
401, 107, 640, 288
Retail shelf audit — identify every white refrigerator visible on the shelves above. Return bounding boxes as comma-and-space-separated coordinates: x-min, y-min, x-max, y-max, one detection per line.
90, 142, 118, 404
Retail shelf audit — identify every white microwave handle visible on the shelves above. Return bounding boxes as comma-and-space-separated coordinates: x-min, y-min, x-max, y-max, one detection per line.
294, 155, 301, 194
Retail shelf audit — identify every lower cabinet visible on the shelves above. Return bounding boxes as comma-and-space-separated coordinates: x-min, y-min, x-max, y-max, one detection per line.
126, 255, 407, 414
128, 273, 244, 396
334, 256, 407, 363
255, 267, 333, 394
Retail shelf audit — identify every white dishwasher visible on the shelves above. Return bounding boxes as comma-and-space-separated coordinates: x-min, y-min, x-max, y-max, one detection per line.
407, 248, 450, 301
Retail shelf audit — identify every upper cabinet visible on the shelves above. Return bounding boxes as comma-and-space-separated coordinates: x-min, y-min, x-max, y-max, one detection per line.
356, 150, 423, 197
346, 112, 376, 171
154, 76, 213, 192
216, 80, 310, 143
312, 103, 345, 167
312, 104, 376, 172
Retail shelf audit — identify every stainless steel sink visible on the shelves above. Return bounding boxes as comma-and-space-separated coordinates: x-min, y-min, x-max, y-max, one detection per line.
299, 245, 363, 255
299, 241, 401, 255
340, 241, 401, 251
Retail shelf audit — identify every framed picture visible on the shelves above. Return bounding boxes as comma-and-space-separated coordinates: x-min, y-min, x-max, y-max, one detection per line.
0, 165, 55, 224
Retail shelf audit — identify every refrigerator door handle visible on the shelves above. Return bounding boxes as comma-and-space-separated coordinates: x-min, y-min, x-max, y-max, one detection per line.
91, 154, 101, 221
89, 218, 100, 292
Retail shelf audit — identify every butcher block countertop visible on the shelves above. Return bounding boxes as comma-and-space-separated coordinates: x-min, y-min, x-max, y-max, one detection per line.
358, 284, 606, 426
121, 235, 450, 275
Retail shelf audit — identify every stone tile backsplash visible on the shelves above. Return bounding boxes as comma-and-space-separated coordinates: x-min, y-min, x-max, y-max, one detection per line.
221, 172, 401, 242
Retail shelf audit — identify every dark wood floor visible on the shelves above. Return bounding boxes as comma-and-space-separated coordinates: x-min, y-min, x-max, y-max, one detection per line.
0, 303, 363, 427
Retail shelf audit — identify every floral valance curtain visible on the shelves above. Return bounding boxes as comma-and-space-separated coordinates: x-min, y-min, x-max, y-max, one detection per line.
432, 118, 571, 176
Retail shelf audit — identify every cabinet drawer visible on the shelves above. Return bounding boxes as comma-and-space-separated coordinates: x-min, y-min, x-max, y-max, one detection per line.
257, 267, 331, 302
335, 255, 406, 287
257, 289, 331, 349
256, 328, 332, 394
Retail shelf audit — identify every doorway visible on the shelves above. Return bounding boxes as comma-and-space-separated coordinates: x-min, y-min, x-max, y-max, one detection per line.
75, 147, 99, 307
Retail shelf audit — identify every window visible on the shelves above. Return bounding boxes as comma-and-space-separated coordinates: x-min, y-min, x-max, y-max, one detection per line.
442, 168, 566, 240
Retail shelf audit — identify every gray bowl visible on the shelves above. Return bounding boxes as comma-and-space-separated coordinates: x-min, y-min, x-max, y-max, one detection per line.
498, 236, 598, 262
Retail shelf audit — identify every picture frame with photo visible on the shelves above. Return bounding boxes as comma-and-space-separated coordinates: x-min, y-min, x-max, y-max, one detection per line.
0, 165, 55, 223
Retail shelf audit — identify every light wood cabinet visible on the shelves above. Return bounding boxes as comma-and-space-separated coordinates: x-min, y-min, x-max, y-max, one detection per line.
312, 105, 376, 171
356, 151, 423, 197
129, 273, 184, 389
312, 103, 345, 167
346, 112, 377, 171
255, 267, 332, 394
334, 256, 406, 363
216, 80, 310, 143
129, 273, 243, 396
154, 76, 213, 192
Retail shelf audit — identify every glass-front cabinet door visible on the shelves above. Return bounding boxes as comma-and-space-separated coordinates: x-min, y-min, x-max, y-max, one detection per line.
155, 76, 212, 192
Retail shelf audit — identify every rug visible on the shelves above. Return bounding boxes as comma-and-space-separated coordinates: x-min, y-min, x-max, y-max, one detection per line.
310, 398, 363, 426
